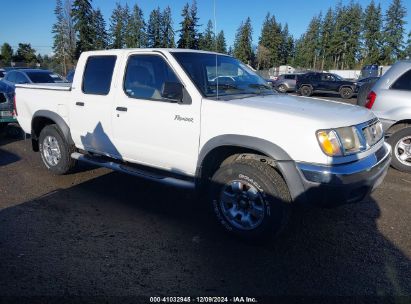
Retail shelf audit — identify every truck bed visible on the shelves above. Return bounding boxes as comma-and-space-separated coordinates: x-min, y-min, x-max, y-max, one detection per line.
15, 83, 72, 134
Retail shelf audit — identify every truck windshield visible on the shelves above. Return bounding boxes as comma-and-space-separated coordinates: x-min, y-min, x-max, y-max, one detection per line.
172, 52, 274, 99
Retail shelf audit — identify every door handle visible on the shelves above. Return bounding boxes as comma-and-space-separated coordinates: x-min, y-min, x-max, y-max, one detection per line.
116, 107, 127, 112
76, 102, 84, 106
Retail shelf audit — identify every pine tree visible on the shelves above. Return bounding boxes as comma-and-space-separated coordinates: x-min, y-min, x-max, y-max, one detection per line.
14, 43, 37, 64
1, 43, 13, 65
215, 30, 227, 54
258, 13, 283, 68
93, 8, 108, 50
227, 46, 233, 56
53, 0, 76, 73
53, 0, 67, 72
363, 1, 383, 65
280, 23, 293, 65
147, 7, 162, 48
233, 17, 253, 64
320, 8, 334, 70
125, 3, 146, 48
199, 20, 214, 51
405, 31, 411, 59
72, 0, 95, 57
177, 1, 199, 49
343, 2, 362, 69
189, 0, 200, 49
382, 0, 407, 63
161, 6, 175, 48
109, 3, 128, 49
304, 15, 322, 69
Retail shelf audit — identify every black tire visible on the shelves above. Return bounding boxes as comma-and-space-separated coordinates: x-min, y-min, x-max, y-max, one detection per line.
339, 86, 353, 99
209, 159, 291, 241
277, 84, 287, 93
39, 124, 76, 175
357, 82, 374, 106
300, 85, 312, 97
0, 123, 6, 132
387, 127, 411, 173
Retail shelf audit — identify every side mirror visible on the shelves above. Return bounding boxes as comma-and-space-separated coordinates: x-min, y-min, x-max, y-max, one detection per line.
162, 82, 191, 105
162, 82, 183, 101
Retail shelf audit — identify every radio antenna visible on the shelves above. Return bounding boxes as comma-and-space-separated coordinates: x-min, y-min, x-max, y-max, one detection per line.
214, 0, 219, 100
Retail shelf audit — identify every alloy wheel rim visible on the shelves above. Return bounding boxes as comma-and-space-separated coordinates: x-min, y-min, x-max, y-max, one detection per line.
219, 180, 265, 230
42, 136, 61, 166
395, 136, 411, 166
342, 89, 351, 98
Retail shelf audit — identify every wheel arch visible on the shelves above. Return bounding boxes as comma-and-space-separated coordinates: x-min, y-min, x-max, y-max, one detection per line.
385, 120, 411, 136
195, 135, 305, 203
31, 110, 74, 152
339, 84, 355, 91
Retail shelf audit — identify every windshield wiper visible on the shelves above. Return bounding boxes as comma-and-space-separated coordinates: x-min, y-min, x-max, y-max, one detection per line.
247, 83, 274, 95
248, 83, 271, 90
207, 83, 244, 91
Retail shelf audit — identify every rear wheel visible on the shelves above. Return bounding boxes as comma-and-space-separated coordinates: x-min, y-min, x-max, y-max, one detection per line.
209, 159, 291, 241
339, 87, 353, 99
39, 124, 76, 175
300, 85, 312, 97
388, 127, 411, 173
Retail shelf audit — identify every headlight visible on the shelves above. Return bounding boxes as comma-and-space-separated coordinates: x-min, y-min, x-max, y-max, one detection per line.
316, 126, 364, 156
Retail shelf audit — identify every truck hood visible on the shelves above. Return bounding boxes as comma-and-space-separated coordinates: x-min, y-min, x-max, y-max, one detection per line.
223, 93, 375, 128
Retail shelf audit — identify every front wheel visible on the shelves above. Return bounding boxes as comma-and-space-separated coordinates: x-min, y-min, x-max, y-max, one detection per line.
39, 124, 76, 175
209, 159, 291, 241
388, 127, 411, 173
339, 87, 353, 99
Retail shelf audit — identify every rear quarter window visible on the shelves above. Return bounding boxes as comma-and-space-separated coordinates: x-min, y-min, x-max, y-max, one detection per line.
391, 69, 411, 91
82, 56, 117, 95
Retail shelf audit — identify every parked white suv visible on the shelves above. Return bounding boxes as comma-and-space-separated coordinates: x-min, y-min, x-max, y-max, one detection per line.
365, 60, 411, 172
15, 49, 391, 241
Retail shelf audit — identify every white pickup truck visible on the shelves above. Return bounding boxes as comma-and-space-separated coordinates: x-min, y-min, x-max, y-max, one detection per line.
15, 49, 391, 241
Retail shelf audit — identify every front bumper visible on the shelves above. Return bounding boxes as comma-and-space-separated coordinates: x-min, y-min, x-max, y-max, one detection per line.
295, 142, 391, 207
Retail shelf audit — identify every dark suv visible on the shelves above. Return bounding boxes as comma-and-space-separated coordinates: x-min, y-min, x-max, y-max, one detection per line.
296, 72, 358, 99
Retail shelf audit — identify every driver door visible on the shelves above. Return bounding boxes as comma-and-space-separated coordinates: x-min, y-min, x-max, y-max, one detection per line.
112, 52, 201, 175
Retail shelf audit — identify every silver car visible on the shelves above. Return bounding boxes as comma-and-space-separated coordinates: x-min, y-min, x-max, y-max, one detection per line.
274, 74, 300, 93
365, 60, 411, 172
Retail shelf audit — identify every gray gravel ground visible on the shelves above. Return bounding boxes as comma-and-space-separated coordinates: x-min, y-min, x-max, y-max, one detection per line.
0, 107, 411, 301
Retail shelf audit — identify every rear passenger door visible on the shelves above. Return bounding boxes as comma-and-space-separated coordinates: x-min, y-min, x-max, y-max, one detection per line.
70, 55, 120, 157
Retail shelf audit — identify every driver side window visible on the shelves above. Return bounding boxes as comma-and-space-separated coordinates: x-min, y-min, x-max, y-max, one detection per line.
124, 54, 182, 101
15, 72, 28, 84
321, 74, 334, 81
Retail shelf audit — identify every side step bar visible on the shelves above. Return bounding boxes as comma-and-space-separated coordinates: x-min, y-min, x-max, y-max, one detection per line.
71, 152, 195, 189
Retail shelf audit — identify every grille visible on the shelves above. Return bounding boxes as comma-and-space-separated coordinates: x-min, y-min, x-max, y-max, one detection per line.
362, 120, 383, 147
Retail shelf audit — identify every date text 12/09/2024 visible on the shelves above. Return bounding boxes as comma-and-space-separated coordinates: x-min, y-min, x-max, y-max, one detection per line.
149, 296, 258, 303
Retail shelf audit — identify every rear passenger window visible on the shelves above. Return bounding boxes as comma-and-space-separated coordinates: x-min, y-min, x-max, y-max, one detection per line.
124, 54, 181, 101
82, 56, 116, 95
391, 70, 411, 91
